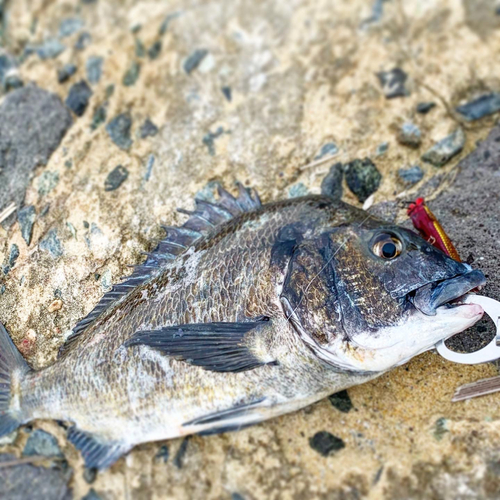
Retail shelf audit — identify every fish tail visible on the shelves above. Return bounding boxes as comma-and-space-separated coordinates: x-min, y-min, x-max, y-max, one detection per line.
0, 322, 31, 437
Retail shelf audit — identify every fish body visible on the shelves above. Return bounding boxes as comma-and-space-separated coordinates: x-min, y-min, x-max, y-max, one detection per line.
0, 187, 485, 468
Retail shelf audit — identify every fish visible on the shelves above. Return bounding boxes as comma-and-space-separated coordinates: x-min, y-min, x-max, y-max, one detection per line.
0, 185, 486, 469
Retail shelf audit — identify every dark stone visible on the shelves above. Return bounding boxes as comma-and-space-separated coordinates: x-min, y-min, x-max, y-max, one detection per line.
40, 229, 63, 258
344, 158, 382, 202
18, 206, 36, 245
320, 162, 343, 201
104, 165, 129, 191
315, 142, 339, 160
135, 38, 145, 58
74, 32, 92, 51
155, 445, 169, 463
148, 40, 162, 60
428, 125, 500, 353
23, 430, 64, 458
83, 468, 97, 484
123, 61, 141, 86
309, 431, 345, 456
0, 453, 72, 500
455, 93, 500, 121
0, 53, 16, 85
57, 63, 77, 83
184, 49, 208, 74
106, 113, 132, 150
421, 128, 465, 167
376, 142, 389, 156
3, 243, 19, 274
82, 489, 102, 500
173, 437, 189, 468
65, 80, 92, 116
416, 101, 436, 114
328, 390, 353, 413
36, 39, 66, 59
0, 85, 72, 226
397, 122, 422, 148
139, 118, 159, 138
231, 494, 245, 500
59, 17, 83, 38
86, 56, 103, 84
3, 75, 23, 91
221, 86, 232, 101
398, 165, 424, 185
90, 104, 107, 130
376, 68, 409, 98
202, 126, 225, 155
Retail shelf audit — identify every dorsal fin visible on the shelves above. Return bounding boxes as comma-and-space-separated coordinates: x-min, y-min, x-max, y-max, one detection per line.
58, 183, 262, 358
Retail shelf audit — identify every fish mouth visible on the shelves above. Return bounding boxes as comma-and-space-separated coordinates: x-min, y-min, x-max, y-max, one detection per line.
410, 269, 486, 316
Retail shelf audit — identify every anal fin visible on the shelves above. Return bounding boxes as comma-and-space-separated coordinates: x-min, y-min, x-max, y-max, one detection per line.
67, 427, 130, 470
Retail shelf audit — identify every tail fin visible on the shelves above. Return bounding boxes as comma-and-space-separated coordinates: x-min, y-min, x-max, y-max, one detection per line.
0, 323, 30, 437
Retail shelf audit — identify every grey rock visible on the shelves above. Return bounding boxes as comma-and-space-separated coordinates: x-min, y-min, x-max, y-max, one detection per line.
18, 207, 36, 245
0, 453, 72, 500
123, 61, 141, 86
320, 162, 343, 201
135, 38, 145, 58
23, 430, 64, 458
66, 80, 92, 116
40, 229, 64, 258
328, 390, 353, 413
106, 113, 133, 150
397, 122, 422, 148
105, 165, 129, 191
36, 38, 66, 59
421, 128, 465, 167
3, 75, 23, 91
314, 142, 339, 160
0, 53, 16, 83
287, 183, 309, 198
86, 56, 103, 84
3, 243, 19, 274
91, 104, 107, 130
82, 489, 102, 500
416, 101, 436, 114
38, 171, 59, 196
148, 40, 162, 60
375, 142, 389, 156
309, 431, 345, 457
57, 63, 77, 83
0, 85, 72, 225
376, 68, 409, 99
184, 49, 208, 74
59, 17, 84, 38
344, 158, 382, 202
398, 165, 424, 185
74, 32, 92, 51
139, 118, 159, 138
83, 467, 97, 484
455, 93, 500, 121
221, 86, 232, 101
0, 53, 22, 91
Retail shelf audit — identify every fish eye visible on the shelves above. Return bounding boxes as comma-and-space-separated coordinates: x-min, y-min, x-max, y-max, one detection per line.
372, 233, 403, 260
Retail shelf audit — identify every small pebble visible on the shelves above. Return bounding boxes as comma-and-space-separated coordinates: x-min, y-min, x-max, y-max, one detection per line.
344, 158, 382, 203
105, 165, 129, 191
375, 142, 389, 156
320, 162, 343, 201
123, 61, 141, 86
3, 75, 23, 91
23, 430, 64, 458
416, 102, 436, 114
106, 113, 133, 150
91, 104, 107, 130
397, 122, 421, 148
83, 468, 97, 484
315, 142, 339, 160
3, 244, 19, 275
231, 494, 245, 500
421, 128, 465, 167
434, 417, 449, 441
74, 32, 92, 51
86, 56, 103, 84
40, 229, 64, 258
135, 38, 145, 58
455, 93, 500, 121
66, 80, 92, 116
376, 67, 409, 98
36, 39, 66, 60
139, 118, 159, 138
184, 49, 208, 74
309, 431, 345, 457
328, 390, 353, 413
398, 165, 423, 185
57, 63, 77, 83
59, 18, 84, 38
202, 126, 225, 155
148, 40, 162, 60
221, 86, 232, 101
155, 445, 169, 463
287, 183, 309, 198
0, 53, 16, 84
82, 489, 103, 500
48, 299, 63, 312
38, 171, 60, 196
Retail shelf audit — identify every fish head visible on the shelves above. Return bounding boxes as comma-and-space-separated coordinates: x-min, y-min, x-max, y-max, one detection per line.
280, 220, 485, 373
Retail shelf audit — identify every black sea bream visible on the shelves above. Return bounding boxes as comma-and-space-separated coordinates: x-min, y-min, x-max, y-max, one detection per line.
0, 186, 485, 469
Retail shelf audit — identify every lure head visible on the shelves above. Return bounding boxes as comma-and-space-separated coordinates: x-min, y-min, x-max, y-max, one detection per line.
281, 219, 485, 373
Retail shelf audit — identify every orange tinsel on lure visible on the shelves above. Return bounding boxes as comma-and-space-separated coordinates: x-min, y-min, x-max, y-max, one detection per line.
407, 197, 461, 262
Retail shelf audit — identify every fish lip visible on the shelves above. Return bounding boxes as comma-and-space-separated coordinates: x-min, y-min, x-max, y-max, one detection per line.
409, 269, 486, 316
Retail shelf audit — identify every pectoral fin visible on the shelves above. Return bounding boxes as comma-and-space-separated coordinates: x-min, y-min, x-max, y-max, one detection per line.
123, 319, 276, 373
